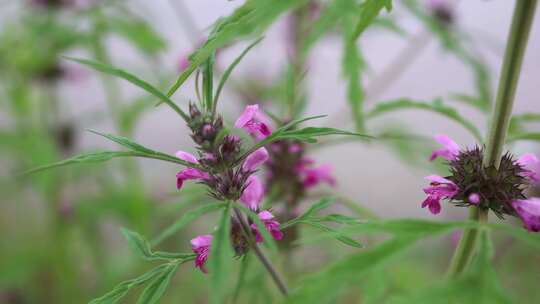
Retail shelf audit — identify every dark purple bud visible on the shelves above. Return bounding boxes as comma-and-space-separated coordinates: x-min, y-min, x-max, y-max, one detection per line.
189, 103, 201, 119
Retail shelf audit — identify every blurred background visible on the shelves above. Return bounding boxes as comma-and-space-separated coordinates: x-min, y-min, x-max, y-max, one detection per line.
1, 0, 539, 303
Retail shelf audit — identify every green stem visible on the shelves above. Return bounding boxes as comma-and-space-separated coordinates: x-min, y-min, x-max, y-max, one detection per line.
447, 0, 537, 277
233, 208, 289, 296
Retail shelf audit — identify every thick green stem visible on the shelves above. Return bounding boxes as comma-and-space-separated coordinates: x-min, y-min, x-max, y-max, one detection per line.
447, 0, 537, 277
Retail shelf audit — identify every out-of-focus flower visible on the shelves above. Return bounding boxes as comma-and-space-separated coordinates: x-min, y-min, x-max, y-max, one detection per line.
297, 160, 336, 188
422, 175, 458, 214
235, 104, 272, 140
429, 134, 460, 161
240, 175, 264, 210
191, 235, 213, 273
178, 52, 190, 72
512, 198, 540, 232
251, 211, 283, 242
426, 0, 454, 25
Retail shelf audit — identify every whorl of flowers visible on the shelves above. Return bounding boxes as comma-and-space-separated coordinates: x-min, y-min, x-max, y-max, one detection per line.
179, 104, 283, 272
421, 134, 540, 232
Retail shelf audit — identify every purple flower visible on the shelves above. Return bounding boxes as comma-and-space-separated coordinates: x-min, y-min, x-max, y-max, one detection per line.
191, 234, 213, 273
175, 150, 210, 189
512, 198, 540, 232
242, 147, 269, 171
296, 158, 336, 188
429, 134, 460, 161
240, 175, 264, 210
421, 175, 458, 214
516, 153, 539, 182
251, 211, 283, 242
234, 104, 272, 140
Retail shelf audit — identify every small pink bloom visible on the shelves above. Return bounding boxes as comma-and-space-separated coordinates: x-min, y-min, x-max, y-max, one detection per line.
468, 193, 481, 204
234, 104, 272, 140
191, 235, 213, 273
242, 147, 269, 171
176, 168, 210, 189
421, 175, 458, 215
512, 198, 540, 232
240, 175, 264, 210
251, 211, 283, 242
516, 153, 539, 182
429, 134, 460, 161
299, 164, 336, 188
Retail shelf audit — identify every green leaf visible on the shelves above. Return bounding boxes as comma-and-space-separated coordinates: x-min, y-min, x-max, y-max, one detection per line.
301, 221, 363, 248
388, 231, 511, 304
88, 264, 169, 304
151, 202, 225, 246
63, 57, 188, 120
507, 132, 540, 143
285, 237, 418, 304
136, 263, 179, 304
490, 223, 540, 249
213, 37, 263, 106
282, 197, 336, 228
367, 98, 483, 141
88, 129, 198, 168
352, 0, 393, 40
22, 151, 141, 175
121, 228, 196, 262
235, 115, 372, 165
165, 0, 308, 98
209, 203, 234, 304
342, 34, 366, 132
341, 219, 478, 237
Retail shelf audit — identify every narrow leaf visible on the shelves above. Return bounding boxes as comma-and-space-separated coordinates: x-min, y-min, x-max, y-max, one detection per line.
89, 264, 169, 304
122, 228, 196, 262
136, 263, 179, 304
151, 202, 225, 246
64, 57, 188, 120
367, 98, 483, 141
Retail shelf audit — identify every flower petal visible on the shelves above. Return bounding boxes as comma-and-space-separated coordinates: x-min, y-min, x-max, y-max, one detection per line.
234, 104, 259, 129
175, 150, 199, 164
512, 198, 540, 232
240, 175, 264, 210
242, 147, 269, 171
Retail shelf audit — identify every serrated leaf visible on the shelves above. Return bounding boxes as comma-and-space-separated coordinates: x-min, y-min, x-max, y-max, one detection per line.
367, 98, 483, 141
89, 264, 169, 304
209, 203, 234, 304
64, 57, 188, 120
285, 237, 418, 304
136, 263, 179, 304
151, 202, 225, 246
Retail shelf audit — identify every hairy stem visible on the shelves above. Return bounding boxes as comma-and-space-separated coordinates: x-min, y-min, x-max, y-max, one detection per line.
447, 0, 537, 277
233, 208, 289, 296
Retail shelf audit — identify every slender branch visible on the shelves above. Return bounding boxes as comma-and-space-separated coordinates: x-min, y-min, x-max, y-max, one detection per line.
447, 0, 537, 277
232, 208, 289, 296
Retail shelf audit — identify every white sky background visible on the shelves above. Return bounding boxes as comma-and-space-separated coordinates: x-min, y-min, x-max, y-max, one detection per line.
2, 0, 539, 219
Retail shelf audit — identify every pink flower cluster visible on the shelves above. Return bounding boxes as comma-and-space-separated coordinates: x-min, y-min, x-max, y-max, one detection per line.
184, 104, 283, 272
421, 134, 540, 232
